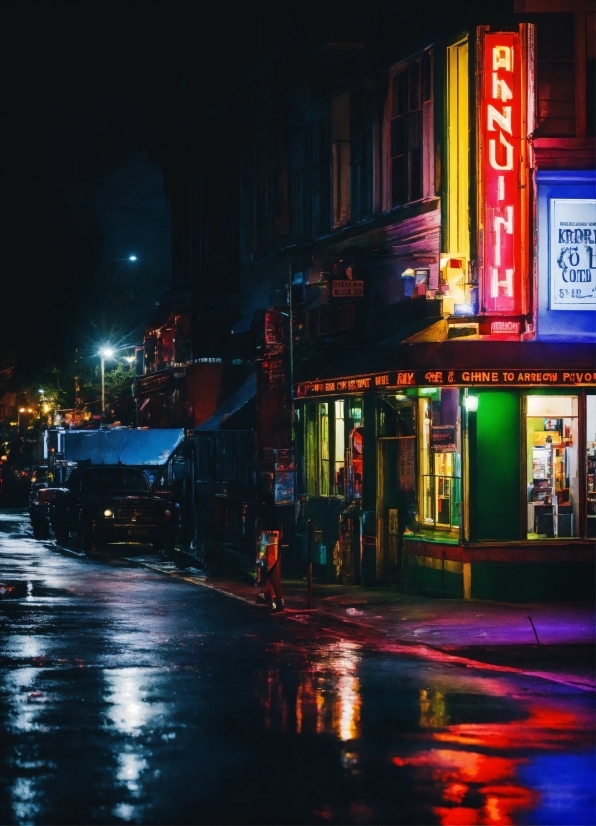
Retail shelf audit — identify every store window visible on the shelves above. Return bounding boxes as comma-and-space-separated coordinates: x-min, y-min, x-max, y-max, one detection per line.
526, 395, 578, 538
347, 400, 363, 499
417, 388, 461, 532
334, 400, 346, 495
306, 402, 329, 496
587, 395, 596, 538
305, 398, 362, 498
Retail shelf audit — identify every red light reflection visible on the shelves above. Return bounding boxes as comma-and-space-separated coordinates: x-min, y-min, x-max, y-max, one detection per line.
392, 695, 593, 824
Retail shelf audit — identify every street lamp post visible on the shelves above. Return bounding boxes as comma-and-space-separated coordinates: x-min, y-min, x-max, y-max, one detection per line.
99, 347, 115, 427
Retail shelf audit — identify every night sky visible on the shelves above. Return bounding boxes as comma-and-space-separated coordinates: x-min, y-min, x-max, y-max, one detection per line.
1, 0, 513, 392
1, 0, 268, 388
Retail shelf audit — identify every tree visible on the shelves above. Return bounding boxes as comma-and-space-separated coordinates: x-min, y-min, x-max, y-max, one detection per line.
104, 361, 136, 426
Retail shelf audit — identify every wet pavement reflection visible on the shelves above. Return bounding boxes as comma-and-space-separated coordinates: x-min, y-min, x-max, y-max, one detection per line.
0, 512, 594, 824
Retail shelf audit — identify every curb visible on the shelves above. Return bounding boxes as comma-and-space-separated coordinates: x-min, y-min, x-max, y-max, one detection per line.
139, 550, 596, 693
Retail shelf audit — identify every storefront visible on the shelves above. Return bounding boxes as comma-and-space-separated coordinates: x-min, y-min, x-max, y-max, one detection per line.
295, 341, 595, 601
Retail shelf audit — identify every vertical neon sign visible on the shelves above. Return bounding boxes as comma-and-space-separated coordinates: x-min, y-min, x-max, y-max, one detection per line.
478, 29, 529, 317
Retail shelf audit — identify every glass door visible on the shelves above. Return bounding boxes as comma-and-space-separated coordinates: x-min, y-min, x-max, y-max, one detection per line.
526, 396, 578, 538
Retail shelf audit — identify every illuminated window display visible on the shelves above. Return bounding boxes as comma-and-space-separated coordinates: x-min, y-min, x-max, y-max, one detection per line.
526, 396, 579, 538
305, 399, 362, 498
417, 389, 461, 533
586, 395, 596, 538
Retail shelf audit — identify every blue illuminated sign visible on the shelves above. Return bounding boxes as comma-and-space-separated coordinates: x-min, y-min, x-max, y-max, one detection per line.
536, 170, 596, 341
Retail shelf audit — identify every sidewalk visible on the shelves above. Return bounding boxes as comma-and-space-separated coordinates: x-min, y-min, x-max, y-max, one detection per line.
159, 546, 595, 691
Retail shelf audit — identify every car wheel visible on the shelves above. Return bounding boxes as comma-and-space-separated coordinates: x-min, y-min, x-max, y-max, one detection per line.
81, 521, 98, 552
53, 521, 69, 546
32, 520, 50, 540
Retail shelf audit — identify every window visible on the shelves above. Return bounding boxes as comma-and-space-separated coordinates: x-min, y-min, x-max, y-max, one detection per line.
586, 11, 595, 138
240, 133, 290, 263
417, 389, 461, 531
274, 132, 291, 237
387, 50, 433, 208
334, 400, 346, 495
535, 14, 575, 137
305, 398, 361, 497
305, 302, 356, 338
292, 118, 331, 241
332, 94, 351, 227
587, 395, 595, 538
526, 395, 579, 539
350, 88, 374, 221
306, 402, 330, 496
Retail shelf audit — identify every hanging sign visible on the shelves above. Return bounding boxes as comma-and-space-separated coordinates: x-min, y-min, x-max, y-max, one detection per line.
549, 199, 596, 309
478, 29, 528, 316
332, 280, 364, 297
432, 425, 457, 452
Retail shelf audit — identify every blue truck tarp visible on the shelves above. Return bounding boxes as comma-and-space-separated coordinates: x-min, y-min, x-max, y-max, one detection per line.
62, 429, 185, 466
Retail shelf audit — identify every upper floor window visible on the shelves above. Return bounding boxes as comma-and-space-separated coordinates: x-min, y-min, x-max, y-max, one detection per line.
332, 93, 351, 228
534, 10, 595, 139
240, 132, 290, 264
535, 13, 576, 137
332, 88, 375, 230
386, 50, 434, 209
292, 116, 331, 242
351, 88, 375, 222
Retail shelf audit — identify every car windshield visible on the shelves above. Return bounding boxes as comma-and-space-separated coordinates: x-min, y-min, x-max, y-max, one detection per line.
81, 468, 150, 494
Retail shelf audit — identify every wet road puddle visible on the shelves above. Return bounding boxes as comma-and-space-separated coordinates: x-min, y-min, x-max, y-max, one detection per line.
0, 516, 594, 824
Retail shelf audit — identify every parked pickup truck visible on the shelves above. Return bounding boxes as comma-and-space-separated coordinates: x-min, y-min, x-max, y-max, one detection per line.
49, 464, 178, 552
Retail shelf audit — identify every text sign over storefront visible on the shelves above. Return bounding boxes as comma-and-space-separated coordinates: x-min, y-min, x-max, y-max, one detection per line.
479, 30, 527, 316
550, 199, 596, 309
331, 280, 364, 298
296, 369, 596, 396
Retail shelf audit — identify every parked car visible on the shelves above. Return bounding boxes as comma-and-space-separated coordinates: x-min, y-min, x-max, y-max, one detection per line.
29, 465, 50, 488
29, 486, 60, 539
49, 464, 178, 552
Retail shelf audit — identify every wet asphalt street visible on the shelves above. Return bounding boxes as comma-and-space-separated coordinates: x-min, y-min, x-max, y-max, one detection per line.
0, 510, 594, 825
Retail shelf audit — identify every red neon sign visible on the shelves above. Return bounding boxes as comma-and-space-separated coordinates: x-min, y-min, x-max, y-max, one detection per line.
479, 31, 528, 316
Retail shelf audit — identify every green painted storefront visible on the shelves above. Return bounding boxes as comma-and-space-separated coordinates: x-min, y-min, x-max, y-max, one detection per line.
405, 388, 595, 602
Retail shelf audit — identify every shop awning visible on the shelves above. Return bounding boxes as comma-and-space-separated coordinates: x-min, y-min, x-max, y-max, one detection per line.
231, 313, 255, 334
195, 373, 257, 431
62, 428, 185, 466
295, 341, 596, 397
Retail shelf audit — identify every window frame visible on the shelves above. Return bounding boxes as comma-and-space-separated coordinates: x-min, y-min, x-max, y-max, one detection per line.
384, 49, 434, 211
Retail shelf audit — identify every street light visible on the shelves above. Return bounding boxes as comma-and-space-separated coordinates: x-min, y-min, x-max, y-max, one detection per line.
17, 407, 33, 433
99, 347, 115, 426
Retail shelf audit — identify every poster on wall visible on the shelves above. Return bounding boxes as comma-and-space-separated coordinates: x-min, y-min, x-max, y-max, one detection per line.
550, 199, 596, 309
274, 471, 295, 505
274, 449, 295, 504
397, 438, 416, 493
432, 425, 457, 452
